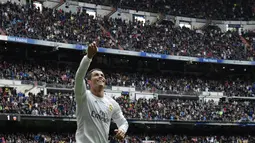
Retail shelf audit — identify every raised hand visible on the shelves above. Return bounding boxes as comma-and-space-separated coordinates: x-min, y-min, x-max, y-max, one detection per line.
87, 41, 98, 59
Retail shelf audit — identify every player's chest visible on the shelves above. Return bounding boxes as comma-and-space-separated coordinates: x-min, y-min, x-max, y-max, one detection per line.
88, 99, 114, 119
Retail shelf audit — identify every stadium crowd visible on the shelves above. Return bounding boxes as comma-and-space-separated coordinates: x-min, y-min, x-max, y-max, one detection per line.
1, 2, 255, 61
117, 96, 255, 122
116, 0, 255, 21
0, 60, 254, 97
242, 30, 255, 50
0, 1, 106, 46
102, 18, 254, 60
1, 85, 255, 122
82, 0, 255, 20
0, 133, 253, 143
117, 135, 253, 143
1, 1, 255, 142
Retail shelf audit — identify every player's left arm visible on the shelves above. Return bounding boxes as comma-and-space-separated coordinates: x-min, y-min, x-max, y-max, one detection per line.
111, 102, 129, 140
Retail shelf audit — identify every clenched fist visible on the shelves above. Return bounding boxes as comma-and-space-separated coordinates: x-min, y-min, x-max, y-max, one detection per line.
87, 42, 98, 59
114, 129, 126, 141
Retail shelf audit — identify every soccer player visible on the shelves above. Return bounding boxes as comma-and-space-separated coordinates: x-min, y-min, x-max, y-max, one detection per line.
75, 42, 129, 143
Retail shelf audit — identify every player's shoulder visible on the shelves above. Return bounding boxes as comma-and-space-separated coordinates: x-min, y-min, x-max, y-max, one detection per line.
85, 89, 91, 95
83, 90, 93, 100
104, 95, 120, 112
104, 94, 116, 101
104, 94, 119, 105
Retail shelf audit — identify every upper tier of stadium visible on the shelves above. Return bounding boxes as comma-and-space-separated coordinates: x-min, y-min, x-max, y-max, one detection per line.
88, 0, 255, 21
0, 1, 255, 61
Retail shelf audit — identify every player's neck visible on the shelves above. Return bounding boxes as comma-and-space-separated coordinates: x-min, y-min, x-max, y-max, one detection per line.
90, 88, 104, 98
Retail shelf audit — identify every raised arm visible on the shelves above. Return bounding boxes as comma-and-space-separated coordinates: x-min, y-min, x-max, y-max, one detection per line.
74, 42, 97, 100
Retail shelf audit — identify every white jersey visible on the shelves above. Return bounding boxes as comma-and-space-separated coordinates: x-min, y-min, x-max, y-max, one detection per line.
75, 55, 129, 143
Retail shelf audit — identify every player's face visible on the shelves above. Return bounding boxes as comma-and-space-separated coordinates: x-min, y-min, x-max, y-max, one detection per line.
89, 70, 106, 88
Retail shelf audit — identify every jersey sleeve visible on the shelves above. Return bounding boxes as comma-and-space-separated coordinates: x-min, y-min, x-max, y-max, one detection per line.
74, 55, 92, 104
112, 101, 129, 133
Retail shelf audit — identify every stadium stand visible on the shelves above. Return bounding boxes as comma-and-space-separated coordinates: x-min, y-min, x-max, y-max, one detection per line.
113, 0, 255, 21
0, 133, 254, 142
1, 2, 255, 61
0, 59, 254, 97
242, 30, 255, 50
1, 85, 255, 122
102, 18, 255, 61
81, 0, 255, 20
1, 0, 255, 142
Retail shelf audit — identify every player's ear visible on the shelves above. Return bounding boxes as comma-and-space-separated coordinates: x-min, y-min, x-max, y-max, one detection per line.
86, 80, 92, 89
87, 80, 92, 85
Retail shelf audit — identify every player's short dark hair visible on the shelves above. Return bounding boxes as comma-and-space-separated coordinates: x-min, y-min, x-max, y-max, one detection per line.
87, 68, 103, 80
